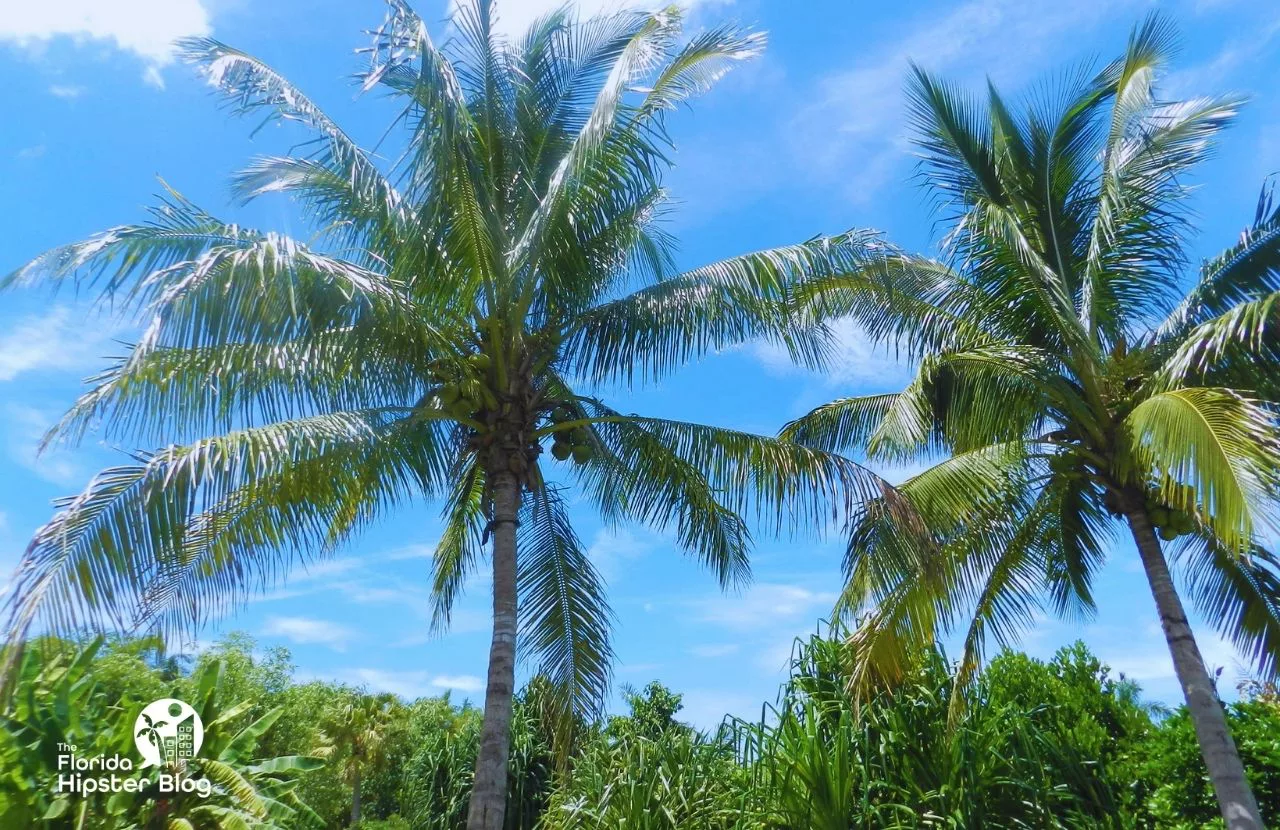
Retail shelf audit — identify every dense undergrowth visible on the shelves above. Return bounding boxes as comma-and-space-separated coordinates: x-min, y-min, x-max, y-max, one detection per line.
3, 629, 1277, 829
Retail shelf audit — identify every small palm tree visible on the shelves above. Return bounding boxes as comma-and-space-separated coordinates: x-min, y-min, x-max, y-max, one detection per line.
0, 3, 876, 828
317, 692, 399, 825
136, 712, 168, 756
783, 17, 1280, 830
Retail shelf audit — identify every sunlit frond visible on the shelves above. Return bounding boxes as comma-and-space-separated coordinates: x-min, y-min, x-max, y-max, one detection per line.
1121, 387, 1280, 553
1171, 535, 1280, 680
2, 410, 450, 642
517, 487, 614, 732
427, 457, 486, 634
567, 232, 880, 384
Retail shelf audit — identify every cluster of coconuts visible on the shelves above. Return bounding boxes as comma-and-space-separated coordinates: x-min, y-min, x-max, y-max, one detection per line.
432, 353, 496, 419
1144, 491, 1197, 542
547, 408, 594, 465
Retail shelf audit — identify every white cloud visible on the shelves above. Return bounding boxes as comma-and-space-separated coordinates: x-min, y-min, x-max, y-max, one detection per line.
678, 688, 760, 730
616, 660, 663, 675
750, 317, 913, 389
790, 0, 1137, 203
0, 0, 212, 85
263, 616, 356, 651
587, 527, 658, 584
142, 65, 166, 90
48, 84, 84, 98
4, 404, 85, 486
695, 582, 837, 631
16, 145, 45, 160
343, 667, 484, 699
0, 306, 125, 382
432, 673, 485, 692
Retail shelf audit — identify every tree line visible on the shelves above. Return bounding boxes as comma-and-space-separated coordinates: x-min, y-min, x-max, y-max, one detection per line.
4, 631, 1278, 828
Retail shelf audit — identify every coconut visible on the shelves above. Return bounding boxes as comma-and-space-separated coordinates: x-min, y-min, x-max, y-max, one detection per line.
551, 442, 571, 461
572, 444, 593, 464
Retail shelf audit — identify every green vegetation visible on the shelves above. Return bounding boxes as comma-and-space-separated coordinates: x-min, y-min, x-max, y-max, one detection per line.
4, 632, 1279, 828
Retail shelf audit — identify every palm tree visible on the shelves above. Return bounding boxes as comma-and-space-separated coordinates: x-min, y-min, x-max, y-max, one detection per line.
782, 17, 1280, 830
318, 692, 399, 825
0, 3, 878, 828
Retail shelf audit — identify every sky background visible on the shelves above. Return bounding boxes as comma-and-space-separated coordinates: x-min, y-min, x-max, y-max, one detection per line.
1, 0, 1279, 729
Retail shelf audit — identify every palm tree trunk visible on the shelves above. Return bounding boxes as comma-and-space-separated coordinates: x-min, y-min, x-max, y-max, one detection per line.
350, 767, 362, 826
1123, 499, 1262, 830
466, 468, 521, 830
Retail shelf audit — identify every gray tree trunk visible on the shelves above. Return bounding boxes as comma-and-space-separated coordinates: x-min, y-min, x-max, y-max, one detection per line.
465, 469, 521, 830
350, 767, 362, 826
1124, 499, 1262, 830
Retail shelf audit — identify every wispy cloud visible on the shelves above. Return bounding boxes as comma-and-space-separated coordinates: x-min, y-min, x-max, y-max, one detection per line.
750, 318, 913, 390
0, 0, 212, 86
688, 643, 740, 658
263, 616, 356, 651
789, 0, 1137, 204
4, 404, 86, 486
0, 306, 126, 383
694, 582, 837, 631
341, 667, 484, 699
1166, 14, 1280, 96
48, 84, 84, 98
587, 527, 659, 585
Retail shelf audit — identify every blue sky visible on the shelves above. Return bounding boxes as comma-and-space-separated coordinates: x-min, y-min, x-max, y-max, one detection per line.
1, 0, 1279, 728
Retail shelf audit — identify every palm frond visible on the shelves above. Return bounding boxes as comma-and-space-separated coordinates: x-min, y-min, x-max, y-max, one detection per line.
517, 487, 614, 734
1171, 535, 1280, 680
429, 458, 486, 633
2, 409, 449, 642
1120, 387, 1280, 553
1162, 180, 1280, 336
566, 232, 879, 384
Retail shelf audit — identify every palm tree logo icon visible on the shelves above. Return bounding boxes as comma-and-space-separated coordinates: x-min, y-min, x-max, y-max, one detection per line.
133, 698, 203, 768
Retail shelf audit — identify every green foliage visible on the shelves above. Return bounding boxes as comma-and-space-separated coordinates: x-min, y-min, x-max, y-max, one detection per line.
5, 632, 1280, 828
0, 635, 324, 829
732, 631, 1136, 829
607, 681, 689, 742
1135, 689, 1280, 827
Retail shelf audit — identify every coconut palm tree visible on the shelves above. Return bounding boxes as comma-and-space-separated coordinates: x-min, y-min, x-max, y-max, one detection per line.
0, 3, 878, 828
782, 17, 1280, 830
317, 692, 399, 825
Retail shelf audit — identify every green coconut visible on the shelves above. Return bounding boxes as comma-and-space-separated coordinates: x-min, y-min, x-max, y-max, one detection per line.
572, 444, 593, 464
551, 442, 571, 461
438, 383, 462, 404
1159, 525, 1179, 542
